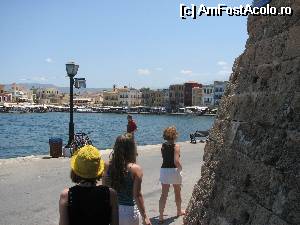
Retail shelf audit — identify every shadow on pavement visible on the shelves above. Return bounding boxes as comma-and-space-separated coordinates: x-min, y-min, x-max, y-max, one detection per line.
150, 215, 178, 225
42, 156, 52, 159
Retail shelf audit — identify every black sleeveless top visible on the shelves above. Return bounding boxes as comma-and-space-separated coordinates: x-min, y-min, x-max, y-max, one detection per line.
68, 185, 111, 225
161, 143, 176, 168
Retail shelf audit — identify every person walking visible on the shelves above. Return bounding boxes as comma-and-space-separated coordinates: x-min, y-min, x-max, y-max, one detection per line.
104, 134, 152, 225
127, 114, 137, 138
59, 145, 119, 225
159, 126, 185, 223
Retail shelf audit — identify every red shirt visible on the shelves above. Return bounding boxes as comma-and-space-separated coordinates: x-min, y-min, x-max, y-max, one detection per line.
127, 120, 137, 133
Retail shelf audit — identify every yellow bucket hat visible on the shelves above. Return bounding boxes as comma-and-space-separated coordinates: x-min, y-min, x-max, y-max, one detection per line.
71, 145, 105, 179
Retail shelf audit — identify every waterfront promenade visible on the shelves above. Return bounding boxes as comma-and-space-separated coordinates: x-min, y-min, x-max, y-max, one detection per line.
0, 142, 205, 225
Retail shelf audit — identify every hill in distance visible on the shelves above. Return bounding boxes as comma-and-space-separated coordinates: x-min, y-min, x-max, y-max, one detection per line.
4, 83, 111, 93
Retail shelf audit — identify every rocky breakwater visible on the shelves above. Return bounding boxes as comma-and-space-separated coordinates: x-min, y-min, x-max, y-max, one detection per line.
185, 1, 300, 225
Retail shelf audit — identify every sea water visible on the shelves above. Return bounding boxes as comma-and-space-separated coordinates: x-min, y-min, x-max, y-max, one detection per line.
0, 113, 214, 158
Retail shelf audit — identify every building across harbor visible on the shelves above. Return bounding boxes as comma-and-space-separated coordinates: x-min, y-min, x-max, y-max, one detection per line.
1, 80, 228, 110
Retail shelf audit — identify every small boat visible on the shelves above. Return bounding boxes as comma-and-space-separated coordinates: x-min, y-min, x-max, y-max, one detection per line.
76, 108, 95, 113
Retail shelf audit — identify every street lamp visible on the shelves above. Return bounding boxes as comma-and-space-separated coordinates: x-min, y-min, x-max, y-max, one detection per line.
66, 61, 79, 146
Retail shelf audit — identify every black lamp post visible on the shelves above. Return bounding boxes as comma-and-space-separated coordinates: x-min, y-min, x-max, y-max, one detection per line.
66, 61, 79, 146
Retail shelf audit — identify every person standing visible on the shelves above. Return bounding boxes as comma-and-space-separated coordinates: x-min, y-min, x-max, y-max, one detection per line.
104, 134, 152, 225
158, 126, 185, 223
127, 114, 137, 138
59, 145, 119, 225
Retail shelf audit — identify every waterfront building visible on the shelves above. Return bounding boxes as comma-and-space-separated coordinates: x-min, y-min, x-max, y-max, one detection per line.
24, 89, 35, 103
118, 86, 141, 106
192, 86, 203, 106
0, 84, 4, 94
76, 92, 103, 106
0, 84, 12, 104
36, 88, 60, 104
152, 90, 164, 107
29, 86, 38, 103
0, 93, 12, 103
91, 93, 103, 106
8, 83, 34, 103
117, 87, 128, 106
169, 84, 184, 111
184, 81, 202, 106
58, 93, 70, 105
103, 89, 118, 106
213, 81, 228, 106
140, 88, 170, 108
150, 89, 170, 108
140, 88, 154, 106
162, 89, 170, 111
202, 84, 214, 106
128, 88, 141, 106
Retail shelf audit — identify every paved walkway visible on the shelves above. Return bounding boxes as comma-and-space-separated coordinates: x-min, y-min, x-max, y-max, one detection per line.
0, 142, 205, 225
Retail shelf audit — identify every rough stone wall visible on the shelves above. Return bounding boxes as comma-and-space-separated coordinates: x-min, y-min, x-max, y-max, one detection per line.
185, 1, 300, 225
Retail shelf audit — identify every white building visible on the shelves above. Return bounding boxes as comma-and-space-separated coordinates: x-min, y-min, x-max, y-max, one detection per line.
202, 84, 214, 106
214, 81, 228, 106
118, 87, 141, 106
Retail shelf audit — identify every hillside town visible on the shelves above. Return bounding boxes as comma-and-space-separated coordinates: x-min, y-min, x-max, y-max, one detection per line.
0, 81, 227, 114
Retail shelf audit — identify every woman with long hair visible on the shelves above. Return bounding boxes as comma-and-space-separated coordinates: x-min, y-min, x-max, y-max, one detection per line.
104, 133, 151, 225
158, 126, 185, 223
59, 145, 118, 225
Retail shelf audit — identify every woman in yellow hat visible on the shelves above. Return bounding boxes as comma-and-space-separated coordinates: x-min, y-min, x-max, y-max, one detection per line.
59, 145, 118, 225
104, 134, 152, 225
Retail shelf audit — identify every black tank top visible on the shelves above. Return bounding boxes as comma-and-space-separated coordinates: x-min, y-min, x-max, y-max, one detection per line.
161, 143, 176, 168
68, 185, 111, 225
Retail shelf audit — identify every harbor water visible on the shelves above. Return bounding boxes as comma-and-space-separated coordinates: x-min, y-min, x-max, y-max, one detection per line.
0, 113, 214, 159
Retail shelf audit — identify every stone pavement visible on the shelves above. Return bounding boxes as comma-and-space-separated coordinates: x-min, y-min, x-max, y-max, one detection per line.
0, 142, 205, 225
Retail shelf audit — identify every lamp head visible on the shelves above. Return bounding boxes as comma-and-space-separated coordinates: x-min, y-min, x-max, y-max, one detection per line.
66, 61, 79, 77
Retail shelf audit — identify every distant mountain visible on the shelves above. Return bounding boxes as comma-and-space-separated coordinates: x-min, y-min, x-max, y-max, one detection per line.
4, 83, 111, 93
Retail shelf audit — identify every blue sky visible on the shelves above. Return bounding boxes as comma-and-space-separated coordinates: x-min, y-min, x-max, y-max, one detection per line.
0, 0, 251, 88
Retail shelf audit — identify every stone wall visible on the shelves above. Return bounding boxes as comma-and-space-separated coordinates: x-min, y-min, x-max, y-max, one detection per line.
185, 1, 300, 224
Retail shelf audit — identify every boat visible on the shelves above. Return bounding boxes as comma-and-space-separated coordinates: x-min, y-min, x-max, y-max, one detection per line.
76, 108, 95, 113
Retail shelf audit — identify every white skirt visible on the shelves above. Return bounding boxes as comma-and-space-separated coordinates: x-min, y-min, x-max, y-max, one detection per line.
159, 168, 182, 184
119, 205, 141, 225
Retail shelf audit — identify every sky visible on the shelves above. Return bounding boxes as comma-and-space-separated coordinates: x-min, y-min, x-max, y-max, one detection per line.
0, 0, 251, 88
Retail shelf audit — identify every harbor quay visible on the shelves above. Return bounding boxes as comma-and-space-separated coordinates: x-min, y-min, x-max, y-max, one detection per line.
0, 81, 227, 114
0, 102, 217, 116
0, 142, 204, 225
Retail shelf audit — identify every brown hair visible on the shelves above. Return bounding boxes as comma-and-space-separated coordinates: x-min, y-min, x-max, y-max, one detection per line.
163, 126, 178, 141
108, 133, 137, 191
70, 170, 100, 184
